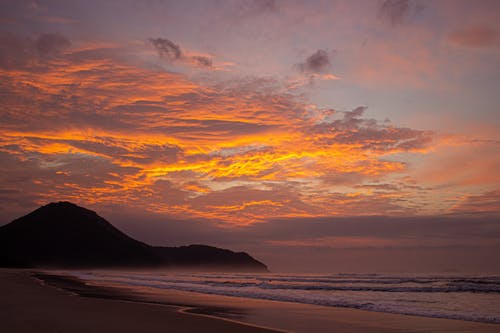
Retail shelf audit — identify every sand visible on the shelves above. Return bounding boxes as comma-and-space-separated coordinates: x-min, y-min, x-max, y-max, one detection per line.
0, 269, 277, 333
2, 269, 499, 333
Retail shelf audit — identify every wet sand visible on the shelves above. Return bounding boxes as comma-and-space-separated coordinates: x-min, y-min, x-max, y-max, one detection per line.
116, 286, 500, 333
2, 269, 500, 333
0, 269, 278, 333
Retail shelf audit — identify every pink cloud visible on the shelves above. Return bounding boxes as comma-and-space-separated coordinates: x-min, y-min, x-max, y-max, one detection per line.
448, 26, 499, 48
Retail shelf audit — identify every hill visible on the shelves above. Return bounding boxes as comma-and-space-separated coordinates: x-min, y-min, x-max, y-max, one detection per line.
0, 202, 268, 272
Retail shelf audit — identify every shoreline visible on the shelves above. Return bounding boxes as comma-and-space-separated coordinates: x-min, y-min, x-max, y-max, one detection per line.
3, 268, 500, 333
34, 269, 500, 333
32, 271, 285, 332
66, 269, 500, 326
0, 269, 279, 333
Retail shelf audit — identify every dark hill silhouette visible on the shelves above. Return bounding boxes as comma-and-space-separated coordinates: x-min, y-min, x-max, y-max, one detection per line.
156, 244, 268, 271
0, 202, 268, 272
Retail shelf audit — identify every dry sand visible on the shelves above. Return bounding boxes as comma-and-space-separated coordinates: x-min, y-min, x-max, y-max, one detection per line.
2, 269, 499, 333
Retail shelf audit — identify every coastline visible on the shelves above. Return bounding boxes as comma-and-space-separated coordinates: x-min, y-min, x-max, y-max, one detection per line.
0, 269, 279, 333
2, 268, 500, 333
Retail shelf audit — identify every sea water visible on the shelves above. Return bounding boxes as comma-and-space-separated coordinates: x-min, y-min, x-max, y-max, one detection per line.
72, 271, 500, 324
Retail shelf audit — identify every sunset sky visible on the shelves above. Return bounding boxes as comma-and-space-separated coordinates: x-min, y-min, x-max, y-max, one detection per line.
1, 0, 499, 273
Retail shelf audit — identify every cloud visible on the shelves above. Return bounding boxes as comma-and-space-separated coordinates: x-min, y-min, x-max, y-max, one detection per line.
296, 49, 332, 74
148, 37, 213, 68
410, 138, 500, 194
448, 26, 499, 48
378, 0, 422, 26
148, 37, 182, 60
2, 35, 486, 225
309, 106, 434, 153
290, 49, 339, 87
191, 55, 213, 67
0, 32, 71, 69
450, 190, 500, 216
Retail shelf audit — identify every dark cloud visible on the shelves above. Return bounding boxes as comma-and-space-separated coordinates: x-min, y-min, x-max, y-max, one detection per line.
448, 26, 499, 48
344, 105, 366, 121
379, 0, 422, 26
296, 49, 332, 74
191, 55, 213, 67
0, 32, 71, 69
148, 37, 213, 68
148, 37, 182, 60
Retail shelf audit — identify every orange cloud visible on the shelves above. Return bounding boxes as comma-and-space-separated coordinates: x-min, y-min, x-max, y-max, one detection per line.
450, 190, 500, 216
0, 34, 471, 224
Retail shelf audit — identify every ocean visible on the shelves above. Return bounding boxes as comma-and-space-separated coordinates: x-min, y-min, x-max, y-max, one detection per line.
71, 271, 500, 325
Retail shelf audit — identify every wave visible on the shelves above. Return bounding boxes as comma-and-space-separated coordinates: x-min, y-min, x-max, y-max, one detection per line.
78, 273, 500, 294
73, 271, 500, 325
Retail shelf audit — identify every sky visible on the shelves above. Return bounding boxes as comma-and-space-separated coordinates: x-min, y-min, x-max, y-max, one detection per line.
1, 0, 499, 273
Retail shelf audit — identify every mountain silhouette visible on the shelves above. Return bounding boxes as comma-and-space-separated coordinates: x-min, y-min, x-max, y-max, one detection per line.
0, 202, 268, 272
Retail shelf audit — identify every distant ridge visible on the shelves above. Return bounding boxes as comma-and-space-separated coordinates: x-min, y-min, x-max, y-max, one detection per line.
0, 202, 268, 272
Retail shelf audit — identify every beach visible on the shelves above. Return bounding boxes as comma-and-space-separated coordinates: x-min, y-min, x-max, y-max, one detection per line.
0, 269, 277, 333
2, 269, 500, 333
